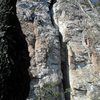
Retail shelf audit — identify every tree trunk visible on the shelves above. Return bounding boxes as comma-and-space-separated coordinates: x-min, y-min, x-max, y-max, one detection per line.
0, 0, 30, 100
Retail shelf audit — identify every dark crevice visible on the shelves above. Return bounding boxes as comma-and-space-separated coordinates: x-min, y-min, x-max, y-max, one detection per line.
61, 40, 70, 100
74, 88, 87, 95
49, 0, 57, 9
58, 31, 70, 100
0, 0, 30, 100
48, 0, 70, 99
48, 0, 57, 26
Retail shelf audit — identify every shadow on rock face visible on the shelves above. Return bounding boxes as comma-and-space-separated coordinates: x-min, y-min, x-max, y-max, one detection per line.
0, 0, 30, 100
5, 20, 31, 100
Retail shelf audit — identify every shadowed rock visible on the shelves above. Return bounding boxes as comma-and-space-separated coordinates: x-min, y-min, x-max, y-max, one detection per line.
0, 0, 30, 100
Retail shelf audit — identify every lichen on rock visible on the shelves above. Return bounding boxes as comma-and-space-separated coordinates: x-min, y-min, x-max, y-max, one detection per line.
17, 0, 100, 100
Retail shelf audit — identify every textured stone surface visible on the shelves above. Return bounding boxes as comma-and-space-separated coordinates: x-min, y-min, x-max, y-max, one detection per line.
17, 0, 100, 100
17, 0, 64, 100
53, 0, 100, 100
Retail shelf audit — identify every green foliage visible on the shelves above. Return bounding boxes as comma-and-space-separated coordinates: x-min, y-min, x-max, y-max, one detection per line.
65, 88, 71, 94
36, 83, 61, 100
32, 0, 38, 2
36, 82, 71, 100
32, 7, 35, 13
95, 2, 100, 6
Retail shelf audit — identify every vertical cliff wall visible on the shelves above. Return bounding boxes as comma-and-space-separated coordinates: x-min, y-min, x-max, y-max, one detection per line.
17, 0, 100, 100
53, 0, 100, 100
17, 0, 65, 100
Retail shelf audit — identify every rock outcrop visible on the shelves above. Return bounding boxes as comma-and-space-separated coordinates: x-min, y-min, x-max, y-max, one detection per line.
53, 0, 100, 100
17, 0, 64, 100
17, 0, 100, 100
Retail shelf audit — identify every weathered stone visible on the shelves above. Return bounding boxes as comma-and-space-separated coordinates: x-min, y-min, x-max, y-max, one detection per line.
17, 0, 100, 100
53, 0, 100, 100
17, 0, 64, 100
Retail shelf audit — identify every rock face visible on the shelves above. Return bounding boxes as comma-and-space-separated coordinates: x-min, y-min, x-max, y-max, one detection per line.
17, 0, 100, 100
53, 0, 100, 100
17, 0, 64, 100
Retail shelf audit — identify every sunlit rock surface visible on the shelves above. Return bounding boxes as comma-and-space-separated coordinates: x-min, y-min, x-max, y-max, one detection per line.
17, 0, 100, 100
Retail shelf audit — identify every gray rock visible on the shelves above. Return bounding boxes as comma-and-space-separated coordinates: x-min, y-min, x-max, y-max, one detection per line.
17, 0, 100, 100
